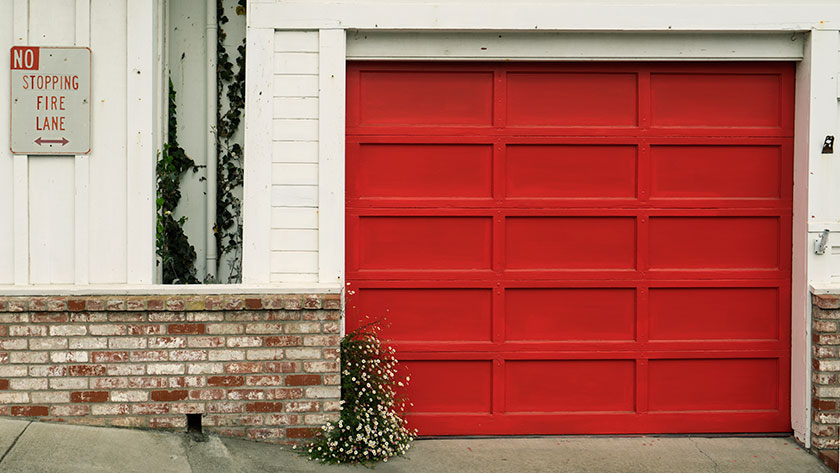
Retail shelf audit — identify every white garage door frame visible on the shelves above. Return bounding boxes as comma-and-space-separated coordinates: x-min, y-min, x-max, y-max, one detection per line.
243, 0, 840, 447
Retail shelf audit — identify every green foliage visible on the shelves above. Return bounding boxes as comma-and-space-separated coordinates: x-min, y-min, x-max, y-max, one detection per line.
214, 0, 247, 283
301, 322, 416, 465
156, 79, 200, 284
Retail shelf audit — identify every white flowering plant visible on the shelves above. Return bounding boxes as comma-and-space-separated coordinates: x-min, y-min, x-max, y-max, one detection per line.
301, 321, 416, 465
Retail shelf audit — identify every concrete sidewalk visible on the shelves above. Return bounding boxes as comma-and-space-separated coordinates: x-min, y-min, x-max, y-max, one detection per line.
0, 418, 832, 473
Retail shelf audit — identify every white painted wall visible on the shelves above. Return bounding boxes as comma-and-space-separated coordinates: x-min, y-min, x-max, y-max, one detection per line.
2, 0, 160, 286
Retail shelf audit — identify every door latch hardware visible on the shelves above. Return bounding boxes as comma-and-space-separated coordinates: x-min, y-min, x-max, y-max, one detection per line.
822, 136, 834, 154
816, 229, 830, 255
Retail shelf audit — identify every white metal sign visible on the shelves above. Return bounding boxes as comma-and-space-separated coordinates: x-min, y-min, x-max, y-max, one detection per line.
10, 46, 91, 155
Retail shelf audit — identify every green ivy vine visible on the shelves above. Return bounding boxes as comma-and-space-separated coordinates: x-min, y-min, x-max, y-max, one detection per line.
156, 78, 200, 284
214, 0, 247, 283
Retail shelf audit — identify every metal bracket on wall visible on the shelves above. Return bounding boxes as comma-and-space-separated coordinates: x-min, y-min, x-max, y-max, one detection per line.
821, 135, 834, 154
815, 229, 830, 255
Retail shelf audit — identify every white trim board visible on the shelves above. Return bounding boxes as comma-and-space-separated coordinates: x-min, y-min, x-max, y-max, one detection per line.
346, 31, 806, 61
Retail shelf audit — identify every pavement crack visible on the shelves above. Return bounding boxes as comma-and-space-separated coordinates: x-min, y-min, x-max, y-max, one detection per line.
0, 421, 32, 465
691, 437, 719, 473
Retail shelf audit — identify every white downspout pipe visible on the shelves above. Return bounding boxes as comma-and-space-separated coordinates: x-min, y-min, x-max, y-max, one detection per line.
205, 0, 218, 281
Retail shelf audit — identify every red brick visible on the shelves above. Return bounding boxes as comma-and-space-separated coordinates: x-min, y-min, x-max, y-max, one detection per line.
0, 379, 8, 390
168, 324, 205, 335
190, 389, 227, 401
31, 312, 69, 323
151, 390, 189, 401
285, 375, 320, 386
225, 362, 262, 374
207, 376, 245, 387
245, 402, 284, 413
68, 365, 106, 377
245, 298, 262, 310
265, 336, 301, 347
264, 361, 298, 373
11, 406, 48, 417
814, 399, 837, 411
91, 351, 129, 363
71, 391, 109, 403
67, 299, 86, 312
147, 299, 165, 311
128, 324, 162, 335
286, 427, 317, 439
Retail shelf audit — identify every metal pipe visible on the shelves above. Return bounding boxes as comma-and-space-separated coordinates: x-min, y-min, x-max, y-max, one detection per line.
205, 0, 218, 281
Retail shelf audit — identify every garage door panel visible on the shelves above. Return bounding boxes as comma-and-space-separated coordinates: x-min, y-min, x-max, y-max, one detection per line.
348, 62, 793, 435
650, 145, 782, 200
349, 144, 493, 199
506, 360, 636, 413
356, 70, 494, 126
648, 217, 780, 270
506, 217, 636, 270
507, 72, 638, 126
506, 288, 636, 341
357, 216, 493, 271
400, 360, 493, 413
649, 287, 779, 341
651, 73, 783, 128
648, 358, 779, 412
506, 145, 637, 199
351, 288, 493, 342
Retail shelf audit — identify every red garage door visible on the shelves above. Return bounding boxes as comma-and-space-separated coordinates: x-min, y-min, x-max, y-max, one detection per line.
346, 62, 793, 435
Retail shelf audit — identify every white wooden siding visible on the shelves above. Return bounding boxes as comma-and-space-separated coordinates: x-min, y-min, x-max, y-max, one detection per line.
1, 0, 158, 285
0, 2, 15, 284
269, 30, 320, 283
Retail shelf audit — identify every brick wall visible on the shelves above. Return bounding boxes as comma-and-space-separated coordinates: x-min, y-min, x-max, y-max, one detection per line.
811, 293, 840, 470
0, 294, 341, 442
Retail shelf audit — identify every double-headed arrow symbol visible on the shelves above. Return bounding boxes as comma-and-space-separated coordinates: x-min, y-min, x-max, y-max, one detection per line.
34, 137, 69, 146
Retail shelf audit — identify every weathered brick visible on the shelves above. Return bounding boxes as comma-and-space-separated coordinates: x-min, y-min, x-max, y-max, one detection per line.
208, 350, 245, 361
10, 325, 47, 337
246, 349, 285, 361
90, 377, 129, 389
170, 403, 205, 414
147, 363, 185, 375
169, 376, 206, 388
68, 365, 107, 376
303, 335, 340, 347
91, 351, 130, 363
303, 295, 322, 310
245, 402, 284, 413
227, 336, 262, 348
228, 389, 265, 400
50, 351, 89, 363
187, 311, 224, 322
190, 389, 227, 401
0, 392, 29, 403
165, 298, 186, 311
130, 350, 168, 362
149, 337, 187, 349
264, 336, 301, 347
149, 312, 184, 322
286, 427, 318, 439
0, 339, 28, 350
89, 324, 127, 336
127, 377, 168, 389
264, 361, 298, 373
207, 376, 245, 387
105, 364, 146, 376
168, 324, 205, 335
108, 312, 144, 322
225, 362, 262, 374
264, 414, 300, 425
49, 325, 87, 336
247, 428, 284, 440
29, 337, 68, 350
284, 401, 319, 413
188, 336, 226, 348
150, 416, 187, 429
108, 337, 147, 350
52, 405, 90, 416
10, 352, 49, 364
111, 390, 148, 402
69, 337, 108, 350
817, 359, 840, 372
91, 404, 130, 415
245, 323, 284, 334
815, 320, 840, 333
170, 350, 207, 361
187, 363, 224, 375
125, 297, 147, 311
207, 401, 243, 413
132, 403, 170, 415
246, 375, 284, 387
71, 391, 109, 403
283, 322, 322, 334
284, 348, 321, 360
0, 366, 27, 377
49, 378, 88, 390
303, 361, 339, 373
151, 390, 189, 401
11, 405, 48, 417
127, 324, 163, 335
305, 386, 340, 399
33, 313, 69, 323
10, 378, 48, 390
31, 391, 70, 403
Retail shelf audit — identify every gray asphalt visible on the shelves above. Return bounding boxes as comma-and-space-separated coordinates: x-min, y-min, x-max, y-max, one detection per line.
0, 418, 831, 472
